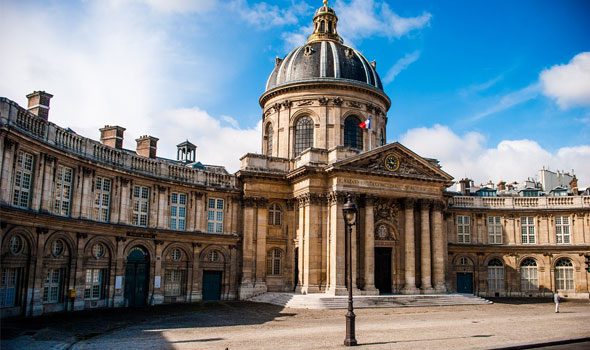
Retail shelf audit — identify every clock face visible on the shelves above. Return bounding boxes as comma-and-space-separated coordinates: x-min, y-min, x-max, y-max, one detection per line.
384, 153, 400, 171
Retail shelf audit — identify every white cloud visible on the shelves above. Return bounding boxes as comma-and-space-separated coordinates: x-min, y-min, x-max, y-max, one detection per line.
281, 24, 313, 51
540, 52, 590, 109
229, 0, 305, 29
107, 0, 219, 13
334, 0, 431, 42
469, 83, 540, 121
383, 51, 420, 84
400, 125, 590, 187
0, 0, 251, 169
155, 108, 261, 172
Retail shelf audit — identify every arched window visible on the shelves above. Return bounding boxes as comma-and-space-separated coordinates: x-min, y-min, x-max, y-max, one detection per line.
319, 20, 325, 33
487, 258, 504, 292
520, 258, 538, 291
268, 203, 282, 226
379, 128, 386, 147
265, 123, 273, 156
555, 258, 574, 291
294, 116, 313, 156
344, 116, 363, 149
266, 248, 283, 276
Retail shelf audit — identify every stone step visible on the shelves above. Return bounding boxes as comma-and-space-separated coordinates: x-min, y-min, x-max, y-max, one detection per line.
248, 292, 492, 310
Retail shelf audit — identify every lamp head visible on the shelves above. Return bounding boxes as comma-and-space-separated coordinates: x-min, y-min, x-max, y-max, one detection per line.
342, 194, 357, 225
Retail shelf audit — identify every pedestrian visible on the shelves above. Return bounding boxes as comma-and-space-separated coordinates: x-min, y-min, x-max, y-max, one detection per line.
554, 291, 560, 313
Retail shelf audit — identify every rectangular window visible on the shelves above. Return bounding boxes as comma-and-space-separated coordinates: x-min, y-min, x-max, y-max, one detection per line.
132, 185, 150, 227
164, 269, 186, 296
520, 267, 538, 291
488, 267, 504, 291
84, 269, 104, 300
487, 216, 503, 244
170, 192, 187, 231
456, 215, 471, 243
53, 165, 73, 216
43, 268, 63, 304
0, 268, 19, 308
521, 216, 536, 244
93, 177, 111, 223
555, 216, 570, 244
12, 151, 34, 209
556, 268, 574, 291
207, 198, 224, 233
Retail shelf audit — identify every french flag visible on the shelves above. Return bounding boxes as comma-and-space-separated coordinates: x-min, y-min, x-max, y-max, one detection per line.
359, 117, 371, 129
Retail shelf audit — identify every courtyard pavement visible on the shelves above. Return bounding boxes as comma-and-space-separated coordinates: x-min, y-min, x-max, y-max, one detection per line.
1, 298, 589, 350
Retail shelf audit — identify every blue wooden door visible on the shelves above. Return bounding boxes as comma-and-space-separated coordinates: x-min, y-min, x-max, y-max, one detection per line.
202, 271, 222, 301
457, 272, 473, 293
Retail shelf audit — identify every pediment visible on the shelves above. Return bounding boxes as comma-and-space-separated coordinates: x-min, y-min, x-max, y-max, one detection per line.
330, 142, 453, 183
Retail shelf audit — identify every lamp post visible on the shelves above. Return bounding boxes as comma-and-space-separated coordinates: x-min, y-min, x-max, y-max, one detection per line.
343, 194, 358, 346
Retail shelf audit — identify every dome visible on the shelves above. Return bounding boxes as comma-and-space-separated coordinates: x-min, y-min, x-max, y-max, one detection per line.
264, 1, 383, 92
265, 41, 383, 91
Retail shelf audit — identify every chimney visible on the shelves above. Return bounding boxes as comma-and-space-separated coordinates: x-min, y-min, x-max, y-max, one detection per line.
100, 125, 126, 149
136, 135, 158, 158
497, 181, 506, 191
26, 91, 53, 120
459, 178, 471, 196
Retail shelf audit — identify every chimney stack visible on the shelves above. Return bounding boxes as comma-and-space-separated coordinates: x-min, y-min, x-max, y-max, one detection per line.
497, 181, 506, 191
459, 178, 471, 196
100, 125, 126, 149
136, 135, 158, 158
26, 91, 53, 120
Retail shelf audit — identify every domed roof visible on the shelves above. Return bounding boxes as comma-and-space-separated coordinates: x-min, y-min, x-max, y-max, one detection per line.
265, 41, 383, 91
264, 1, 383, 92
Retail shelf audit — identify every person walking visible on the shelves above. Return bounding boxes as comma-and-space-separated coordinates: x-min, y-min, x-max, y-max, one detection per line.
554, 292, 560, 313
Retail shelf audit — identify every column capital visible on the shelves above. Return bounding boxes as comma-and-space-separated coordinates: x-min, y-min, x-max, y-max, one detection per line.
403, 198, 416, 209
420, 199, 432, 210
432, 200, 445, 211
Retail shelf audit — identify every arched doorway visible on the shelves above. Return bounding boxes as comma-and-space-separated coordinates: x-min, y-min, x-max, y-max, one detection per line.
124, 246, 149, 307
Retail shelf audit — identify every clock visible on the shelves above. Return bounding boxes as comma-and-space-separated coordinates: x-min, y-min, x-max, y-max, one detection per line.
384, 153, 400, 172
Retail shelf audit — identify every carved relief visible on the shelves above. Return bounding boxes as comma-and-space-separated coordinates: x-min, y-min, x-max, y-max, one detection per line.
333, 97, 343, 106
296, 99, 314, 106
318, 97, 330, 106
347, 101, 361, 108
373, 198, 400, 238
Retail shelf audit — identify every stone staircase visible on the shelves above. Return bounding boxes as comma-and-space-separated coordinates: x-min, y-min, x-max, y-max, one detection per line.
248, 292, 492, 309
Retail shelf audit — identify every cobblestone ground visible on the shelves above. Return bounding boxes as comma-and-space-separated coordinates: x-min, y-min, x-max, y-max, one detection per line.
2, 299, 589, 350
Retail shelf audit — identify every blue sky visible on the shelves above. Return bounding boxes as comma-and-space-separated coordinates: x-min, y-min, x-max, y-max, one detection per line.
1, 0, 589, 186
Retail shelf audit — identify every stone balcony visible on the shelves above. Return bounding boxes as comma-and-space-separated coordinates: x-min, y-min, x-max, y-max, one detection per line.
448, 195, 590, 210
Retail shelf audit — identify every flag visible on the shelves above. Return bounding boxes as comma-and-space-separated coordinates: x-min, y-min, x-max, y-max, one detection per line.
359, 117, 371, 129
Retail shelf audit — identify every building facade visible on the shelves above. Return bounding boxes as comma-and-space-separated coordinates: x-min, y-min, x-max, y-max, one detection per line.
1, 2, 589, 318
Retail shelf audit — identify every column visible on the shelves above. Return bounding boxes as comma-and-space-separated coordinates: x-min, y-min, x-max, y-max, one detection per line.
402, 198, 418, 294
420, 201, 434, 293
327, 192, 347, 295
432, 202, 447, 292
364, 196, 378, 294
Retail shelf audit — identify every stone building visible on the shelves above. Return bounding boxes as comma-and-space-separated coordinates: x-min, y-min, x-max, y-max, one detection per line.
1, 1, 589, 318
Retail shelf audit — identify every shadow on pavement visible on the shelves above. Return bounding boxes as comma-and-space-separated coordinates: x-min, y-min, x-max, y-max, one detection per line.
1, 301, 294, 349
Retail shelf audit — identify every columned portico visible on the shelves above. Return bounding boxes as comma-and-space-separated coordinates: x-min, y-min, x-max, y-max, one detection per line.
402, 198, 419, 294
420, 200, 434, 293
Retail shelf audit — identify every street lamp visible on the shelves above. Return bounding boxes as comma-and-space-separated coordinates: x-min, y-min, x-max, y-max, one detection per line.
343, 194, 358, 346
